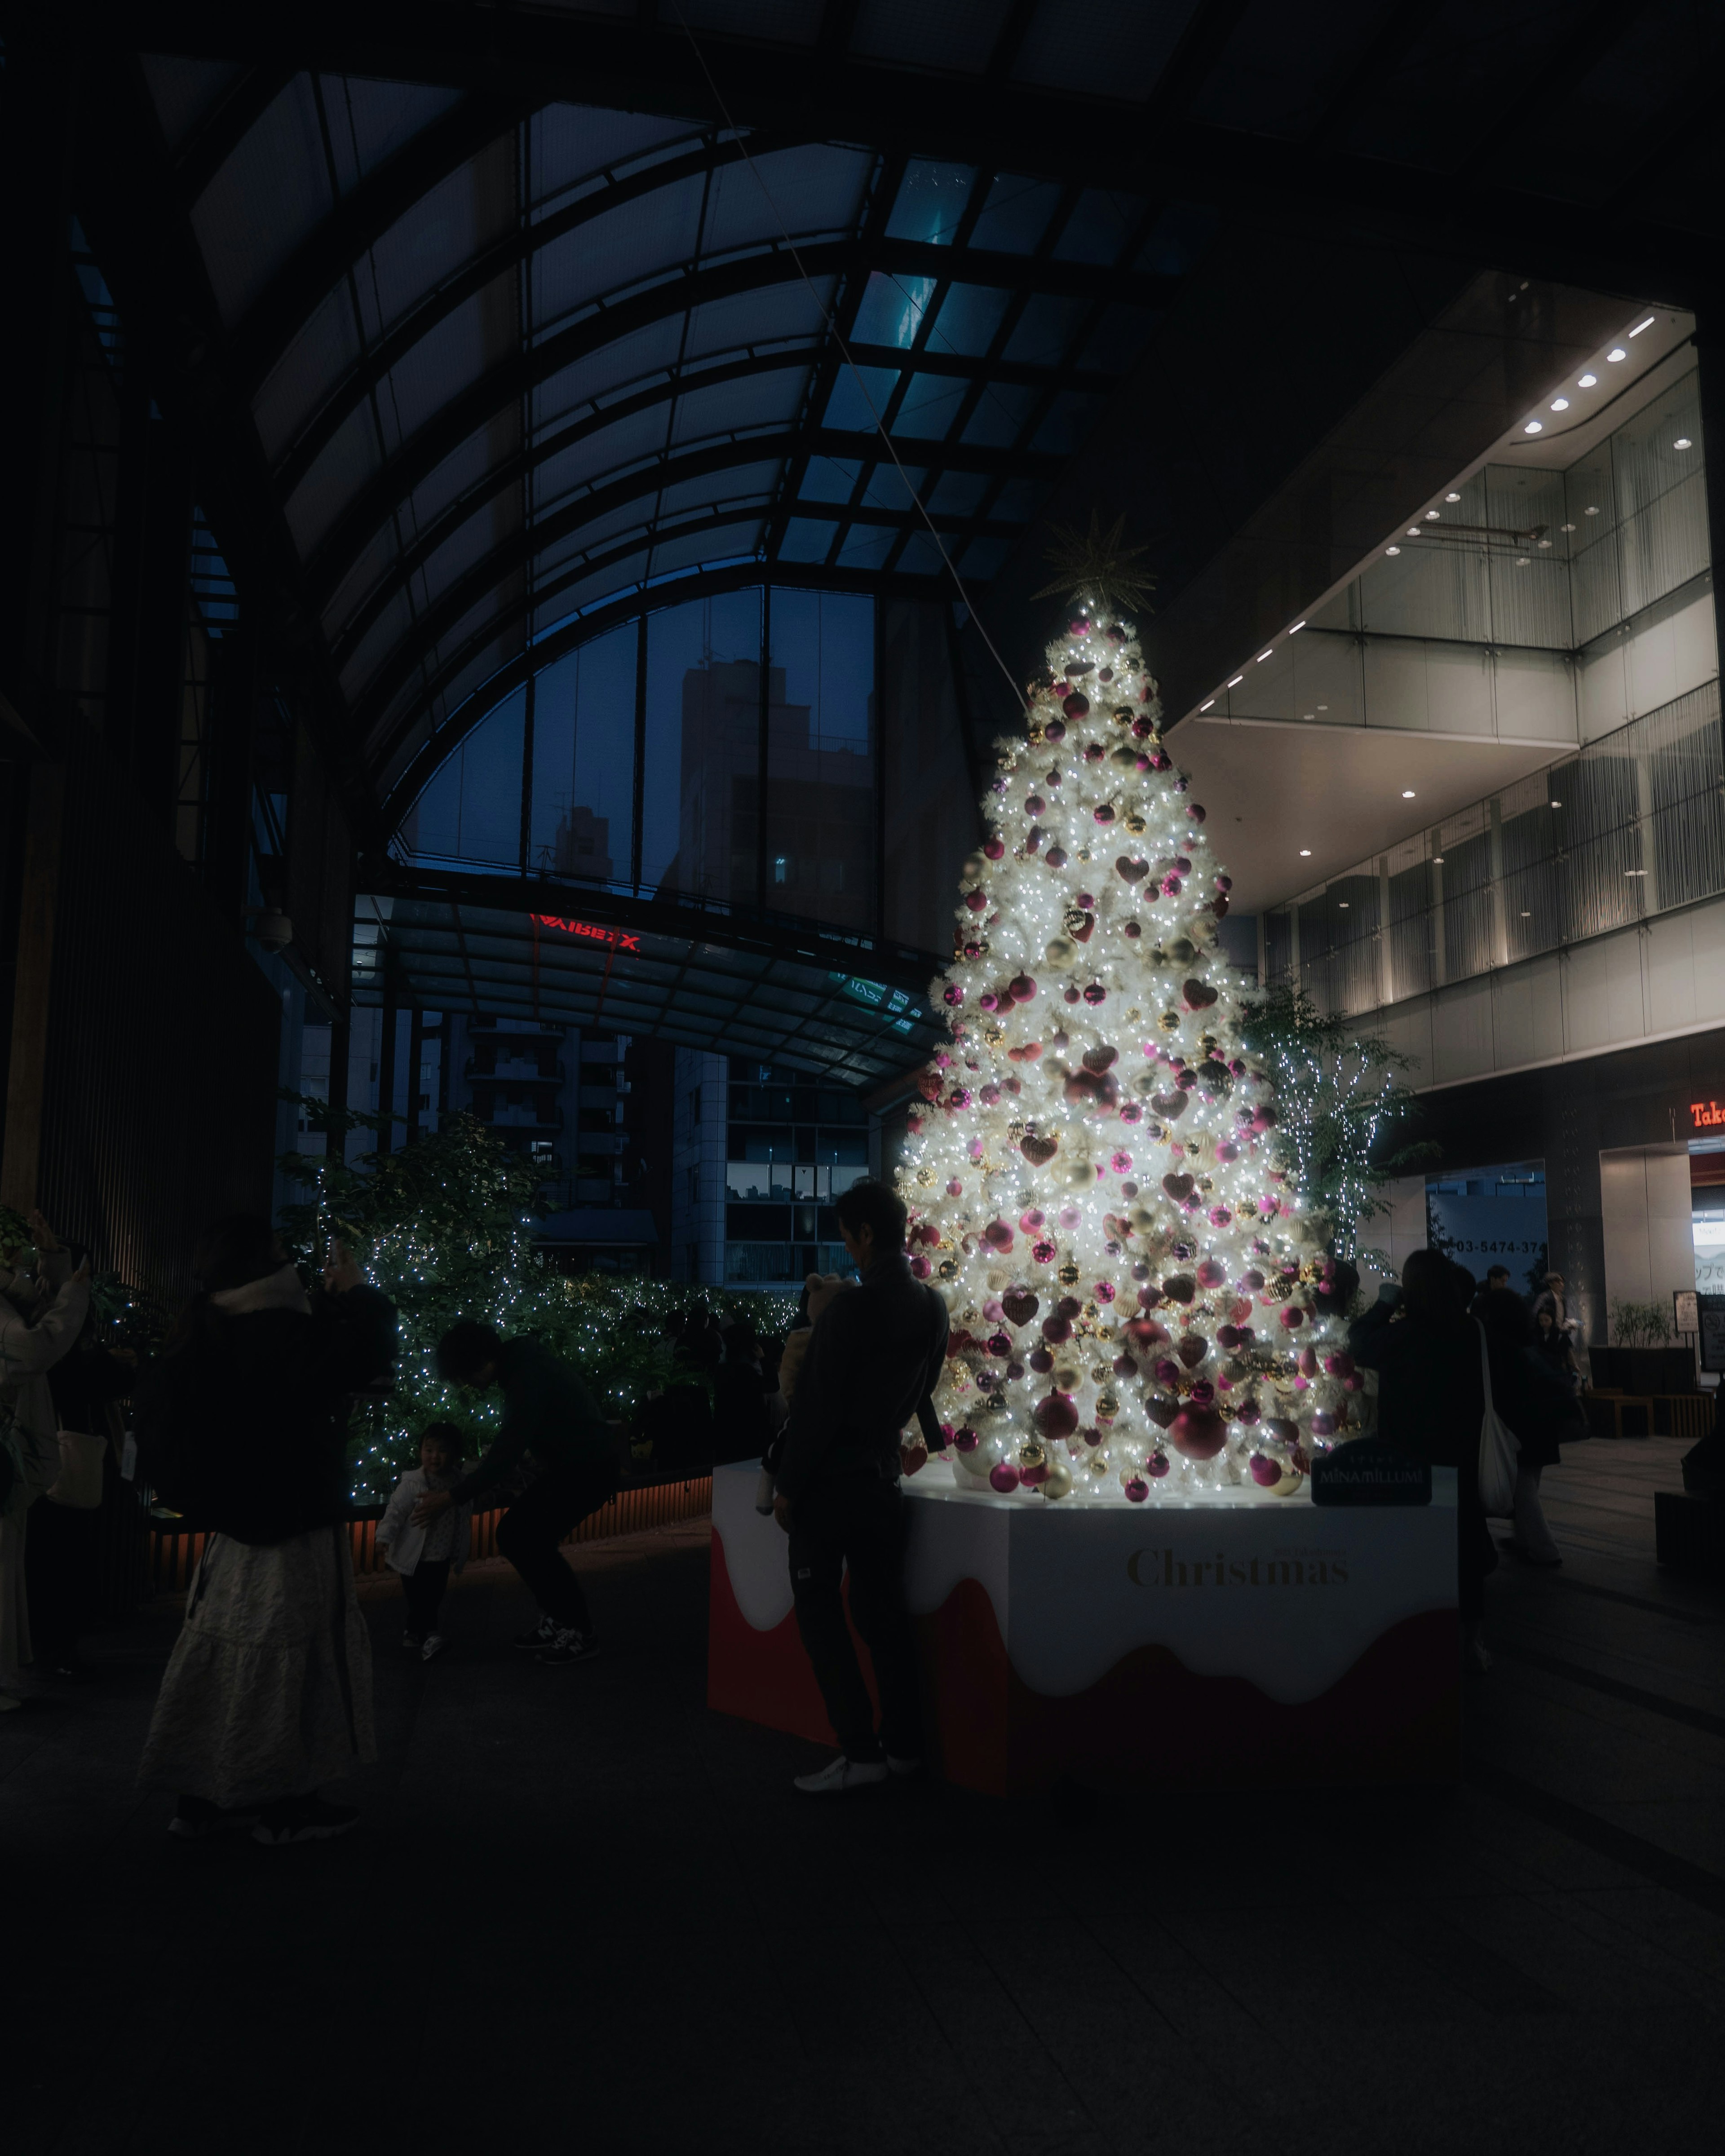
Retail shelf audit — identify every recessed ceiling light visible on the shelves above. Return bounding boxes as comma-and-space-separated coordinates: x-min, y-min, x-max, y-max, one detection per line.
1256, 650, 1273, 663
1425, 510, 1440, 520
1561, 521, 1576, 531
1550, 799, 1561, 807
1227, 675, 1243, 687
1521, 910, 1531, 917
1289, 620, 1306, 634
1433, 855, 1445, 864
1301, 712, 1314, 720
1625, 868, 1647, 876
1445, 492, 1460, 502
1407, 528, 1421, 538
1584, 505, 1600, 515
1675, 437, 1693, 449
1523, 420, 1543, 434
1629, 316, 1655, 337
1608, 347, 1626, 362
1538, 538, 1552, 548
1385, 545, 1401, 556
1578, 372, 1597, 387
1200, 698, 1215, 711
1401, 789, 1416, 799
1299, 849, 1312, 857
1550, 398, 1570, 412
1339, 901, 1349, 909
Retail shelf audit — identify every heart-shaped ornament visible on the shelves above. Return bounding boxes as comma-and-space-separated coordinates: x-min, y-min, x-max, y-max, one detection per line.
1151, 1091, 1189, 1121
1182, 978, 1218, 1010
1160, 1274, 1196, 1305
1177, 1332, 1209, 1369
1162, 1172, 1194, 1202
1020, 1133, 1059, 1166
1001, 1291, 1039, 1328
1115, 856, 1149, 882
1081, 1043, 1118, 1074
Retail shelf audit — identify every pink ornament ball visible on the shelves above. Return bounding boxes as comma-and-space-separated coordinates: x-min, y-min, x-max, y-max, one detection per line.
1323, 1352, 1355, 1378
1196, 1259, 1227, 1289
946, 1179, 963, 1197
943, 984, 964, 1006
1046, 846, 1068, 868
954, 1427, 979, 1452
1169, 1405, 1227, 1460
1069, 616, 1089, 635
1034, 1393, 1080, 1440
989, 1462, 1021, 1493
983, 838, 1004, 860
1237, 1400, 1261, 1425
1310, 1411, 1336, 1437
1020, 1458, 1048, 1487
1147, 1451, 1170, 1479
909, 1255, 931, 1279
1278, 1305, 1307, 1330
1123, 1476, 1149, 1503
1008, 973, 1037, 1002
1249, 1453, 1281, 1488
1063, 691, 1090, 719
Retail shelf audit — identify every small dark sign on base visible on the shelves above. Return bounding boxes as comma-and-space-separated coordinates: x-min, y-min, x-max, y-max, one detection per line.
1310, 1438, 1432, 1507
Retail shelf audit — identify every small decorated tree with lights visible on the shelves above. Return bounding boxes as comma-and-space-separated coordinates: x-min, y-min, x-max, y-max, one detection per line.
900, 530, 1360, 1501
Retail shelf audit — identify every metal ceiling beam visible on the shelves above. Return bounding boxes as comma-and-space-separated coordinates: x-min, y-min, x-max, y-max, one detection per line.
67, 53, 368, 819
280, 206, 1168, 508
366, 859, 944, 994
332, 371, 1044, 668
227, 87, 535, 392
376, 557, 953, 832
171, 62, 296, 200
326, 333, 1056, 660
49, 2, 1717, 292
349, 423, 1045, 726
303, 235, 1073, 606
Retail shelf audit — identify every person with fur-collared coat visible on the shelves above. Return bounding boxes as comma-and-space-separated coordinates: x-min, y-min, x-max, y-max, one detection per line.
0, 1209, 91, 1710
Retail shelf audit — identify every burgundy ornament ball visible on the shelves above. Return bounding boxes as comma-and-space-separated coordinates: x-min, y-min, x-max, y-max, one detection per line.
1169, 1405, 1227, 1460
1123, 1476, 1149, 1503
1034, 1393, 1080, 1441
988, 1462, 1021, 1493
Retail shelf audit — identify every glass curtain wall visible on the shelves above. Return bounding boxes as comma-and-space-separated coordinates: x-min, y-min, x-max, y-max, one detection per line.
392, 581, 966, 951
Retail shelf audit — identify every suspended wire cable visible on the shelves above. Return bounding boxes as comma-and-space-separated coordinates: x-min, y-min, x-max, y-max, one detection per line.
667, 0, 1028, 715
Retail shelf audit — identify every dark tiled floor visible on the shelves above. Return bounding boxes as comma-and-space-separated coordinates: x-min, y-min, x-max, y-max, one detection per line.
4, 1437, 1723, 2155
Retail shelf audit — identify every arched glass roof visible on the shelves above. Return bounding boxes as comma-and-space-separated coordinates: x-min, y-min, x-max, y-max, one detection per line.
135, 59, 1193, 814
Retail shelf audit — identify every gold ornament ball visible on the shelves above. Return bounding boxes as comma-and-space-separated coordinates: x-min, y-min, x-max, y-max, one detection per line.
1124, 814, 1146, 836
916, 1168, 935, 1185
938, 1260, 957, 1279
1089, 1361, 1111, 1383
1044, 936, 1077, 968
1062, 906, 1089, 933
1042, 1462, 1074, 1501
1018, 1439, 1047, 1472
1097, 1391, 1120, 1420
1052, 1361, 1081, 1392
1158, 1010, 1181, 1033
1057, 1261, 1080, 1286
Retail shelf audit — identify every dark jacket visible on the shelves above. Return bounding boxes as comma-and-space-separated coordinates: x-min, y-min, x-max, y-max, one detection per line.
451, 1335, 616, 1504
712, 1358, 771, 1467
1486, 1337, 1584, 1470
1348, 1297, 1484, 1470
135, 1286, 396, 1544
776, 1252, 947, 1501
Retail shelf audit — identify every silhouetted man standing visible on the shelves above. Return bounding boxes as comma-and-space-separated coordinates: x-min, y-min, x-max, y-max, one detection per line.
773, 1178, 947, 1794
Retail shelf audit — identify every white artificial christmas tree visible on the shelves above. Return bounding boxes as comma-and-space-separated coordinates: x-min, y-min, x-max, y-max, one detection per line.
900, 594, 1360, 1503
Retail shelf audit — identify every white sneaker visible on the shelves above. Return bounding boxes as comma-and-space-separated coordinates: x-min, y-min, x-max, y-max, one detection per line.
886, 1754, 923, 1778
793, 1754, 889, 1795
421, 1634, 447, 1662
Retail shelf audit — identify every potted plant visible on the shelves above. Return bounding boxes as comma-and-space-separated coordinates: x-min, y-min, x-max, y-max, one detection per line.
1591, 1298, 1697, 1398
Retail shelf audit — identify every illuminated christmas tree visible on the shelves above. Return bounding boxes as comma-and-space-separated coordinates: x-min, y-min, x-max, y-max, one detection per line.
901, 599, 1358, 1502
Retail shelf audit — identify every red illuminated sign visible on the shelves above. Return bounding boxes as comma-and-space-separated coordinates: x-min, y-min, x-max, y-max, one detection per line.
532, 914, 640, 953
1691, 1100, 1725, 1130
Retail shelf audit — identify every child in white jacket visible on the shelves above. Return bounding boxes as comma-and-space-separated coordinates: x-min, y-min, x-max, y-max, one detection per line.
376, 1424, 472, 1661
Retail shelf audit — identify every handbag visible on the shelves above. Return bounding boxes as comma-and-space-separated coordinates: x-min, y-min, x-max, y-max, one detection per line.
1474, 1322, 1520, 1517
46, 1428, 106, 1509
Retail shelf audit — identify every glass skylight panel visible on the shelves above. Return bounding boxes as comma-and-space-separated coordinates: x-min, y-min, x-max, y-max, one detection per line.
885, 160, 978, 245
851, 270, 936, 349
823, 364, 900, 433
1003, 292, 1084, 366
929, 282, 1012, 358
969, 174, 1062, 254
891, 374, 967, 440
799, 456, 863, 504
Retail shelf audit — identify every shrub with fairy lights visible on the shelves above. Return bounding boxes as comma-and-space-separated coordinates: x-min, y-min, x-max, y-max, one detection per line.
278, 1100, 792, 1504
904, 600, 1371, 1505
